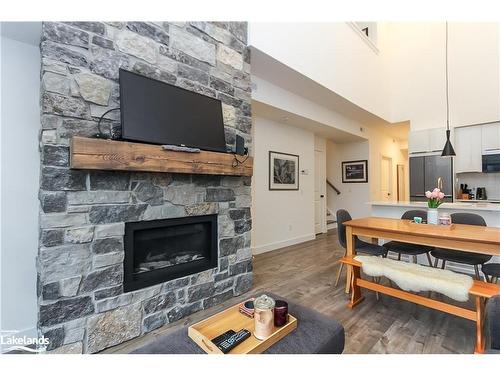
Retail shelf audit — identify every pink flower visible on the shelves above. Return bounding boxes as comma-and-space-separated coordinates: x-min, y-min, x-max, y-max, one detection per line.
438, 192, 445, 200
425, 191, 432, 198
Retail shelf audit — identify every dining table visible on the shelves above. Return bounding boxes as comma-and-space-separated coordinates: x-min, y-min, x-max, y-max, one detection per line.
342, 217, 500, 353
343, 217, 500, 293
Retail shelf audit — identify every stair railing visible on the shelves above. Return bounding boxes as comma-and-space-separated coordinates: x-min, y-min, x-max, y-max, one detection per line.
326, 179, 341, 195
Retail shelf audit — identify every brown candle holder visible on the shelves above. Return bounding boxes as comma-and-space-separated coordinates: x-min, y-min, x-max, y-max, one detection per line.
274, 300, 288, 327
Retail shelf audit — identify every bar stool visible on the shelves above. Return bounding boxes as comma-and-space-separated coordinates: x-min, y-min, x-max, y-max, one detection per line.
383, 210, 434, 265
482, 263, 500, 284
334, 209, 387, 287
431, 213, 491, 280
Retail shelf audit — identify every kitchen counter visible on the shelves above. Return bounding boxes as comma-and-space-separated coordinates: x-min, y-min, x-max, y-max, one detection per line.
371, 201, 500, 212
456, 199, 500, 203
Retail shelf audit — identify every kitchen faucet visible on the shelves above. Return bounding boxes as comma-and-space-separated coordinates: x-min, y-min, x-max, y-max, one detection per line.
437, 177, 443, 191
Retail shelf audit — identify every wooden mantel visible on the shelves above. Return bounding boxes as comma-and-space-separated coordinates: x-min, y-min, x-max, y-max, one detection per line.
70, 136, 253, 177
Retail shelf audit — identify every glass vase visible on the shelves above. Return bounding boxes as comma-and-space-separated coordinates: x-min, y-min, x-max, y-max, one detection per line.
427, 208, 439, 225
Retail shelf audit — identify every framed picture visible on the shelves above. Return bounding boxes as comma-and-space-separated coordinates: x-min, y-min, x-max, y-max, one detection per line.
269, 151, 299, 190
342, 160, 368, 183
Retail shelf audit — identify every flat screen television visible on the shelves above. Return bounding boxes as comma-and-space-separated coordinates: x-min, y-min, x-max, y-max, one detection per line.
119, 69, 227, 153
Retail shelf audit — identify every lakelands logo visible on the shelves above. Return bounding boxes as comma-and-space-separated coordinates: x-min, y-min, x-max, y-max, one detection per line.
0, 330, 49, 353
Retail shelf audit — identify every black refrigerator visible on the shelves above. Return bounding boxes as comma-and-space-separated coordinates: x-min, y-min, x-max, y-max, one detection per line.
409, 155, 453, 202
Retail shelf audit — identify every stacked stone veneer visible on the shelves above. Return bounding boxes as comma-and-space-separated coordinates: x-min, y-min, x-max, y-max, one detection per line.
37, 22, 252, 353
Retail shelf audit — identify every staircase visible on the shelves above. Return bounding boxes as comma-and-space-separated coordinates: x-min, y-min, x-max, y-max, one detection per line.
326, 179, 340, 231
326, 207, 336, 231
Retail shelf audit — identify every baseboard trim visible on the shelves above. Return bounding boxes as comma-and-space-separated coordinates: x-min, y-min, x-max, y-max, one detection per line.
252, 233, 316, 255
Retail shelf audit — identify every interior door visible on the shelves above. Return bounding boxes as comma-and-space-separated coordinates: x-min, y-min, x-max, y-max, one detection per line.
380, 156, 393, 201
314, 149, 326, 234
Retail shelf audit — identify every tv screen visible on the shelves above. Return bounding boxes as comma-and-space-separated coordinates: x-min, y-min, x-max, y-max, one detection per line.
119, 69, 227, 153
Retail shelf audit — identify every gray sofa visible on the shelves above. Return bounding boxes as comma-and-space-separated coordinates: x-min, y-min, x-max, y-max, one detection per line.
131, 292, 345, 354
487, 295, 500, 353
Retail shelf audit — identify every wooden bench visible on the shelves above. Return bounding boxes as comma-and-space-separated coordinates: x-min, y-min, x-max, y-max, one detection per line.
341, 256, 500, 353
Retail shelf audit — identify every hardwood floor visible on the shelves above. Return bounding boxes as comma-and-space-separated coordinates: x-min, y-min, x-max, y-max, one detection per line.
106, 230, 475, 354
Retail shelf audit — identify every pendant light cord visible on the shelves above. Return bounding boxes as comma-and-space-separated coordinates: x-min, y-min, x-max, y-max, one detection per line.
445, 21, 450, 131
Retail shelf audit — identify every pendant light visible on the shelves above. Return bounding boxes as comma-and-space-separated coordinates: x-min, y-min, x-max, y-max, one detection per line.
441, 21, 456, 157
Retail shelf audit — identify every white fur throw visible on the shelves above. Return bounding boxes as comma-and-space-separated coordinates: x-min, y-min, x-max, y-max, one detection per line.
354, 255, 474, 302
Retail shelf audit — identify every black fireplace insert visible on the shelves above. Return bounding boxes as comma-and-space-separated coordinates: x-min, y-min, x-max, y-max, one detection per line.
123, 214, 218, 292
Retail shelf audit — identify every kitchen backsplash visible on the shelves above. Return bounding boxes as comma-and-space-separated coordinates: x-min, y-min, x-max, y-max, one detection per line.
457, 172, 500, 200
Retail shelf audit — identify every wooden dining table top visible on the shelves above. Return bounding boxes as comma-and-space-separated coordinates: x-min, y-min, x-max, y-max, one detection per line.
344, 217, 500, 246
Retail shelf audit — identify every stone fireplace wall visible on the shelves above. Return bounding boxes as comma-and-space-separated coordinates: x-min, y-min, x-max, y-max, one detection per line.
37, 22, 252, 353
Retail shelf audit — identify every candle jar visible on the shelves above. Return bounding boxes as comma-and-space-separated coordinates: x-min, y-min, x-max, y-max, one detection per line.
439, 212, 452, 226
274, 300, 288, 327
254, 294, 275, 340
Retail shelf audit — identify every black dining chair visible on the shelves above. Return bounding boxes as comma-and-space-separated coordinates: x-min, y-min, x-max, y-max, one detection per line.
383, 210, 434, 266
482, 263, 500, 284
431, 212, 491, 280
334, 209, 387, 287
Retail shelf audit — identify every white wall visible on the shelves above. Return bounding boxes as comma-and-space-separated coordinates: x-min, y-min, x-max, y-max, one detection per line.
252, 116, 315, 254
252, 71, 409, 233
0, 34, 40, 340
326, 131, 409, 220
388, 22, 500, 130
249, 22, 392, 121
326, 140, 371, 219
250, 22, 500, 132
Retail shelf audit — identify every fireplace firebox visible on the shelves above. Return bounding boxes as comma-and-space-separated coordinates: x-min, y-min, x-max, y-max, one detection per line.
123, 214, 218, 292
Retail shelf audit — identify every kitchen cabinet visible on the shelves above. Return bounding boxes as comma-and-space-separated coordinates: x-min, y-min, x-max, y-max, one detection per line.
408, 127, 446, 154
408, 130, 431, 154
429, 127, 447, 153
481, 122, 500, 152
454, 126, 482, 173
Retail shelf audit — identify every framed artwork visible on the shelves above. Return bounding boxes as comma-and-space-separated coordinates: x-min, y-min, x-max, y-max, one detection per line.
269, 151, 299, 190
342, 160, 368, 183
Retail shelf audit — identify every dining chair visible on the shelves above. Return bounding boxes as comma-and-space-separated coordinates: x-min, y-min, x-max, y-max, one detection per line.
482, 263, 500, 284
430, 212, 491, 280
382, 210, 434, 265
334, 209, 387, 287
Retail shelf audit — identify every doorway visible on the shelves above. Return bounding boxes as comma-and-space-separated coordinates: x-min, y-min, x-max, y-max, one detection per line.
314, 138, 326, 234
380, 155, 393, 201
397, 164, 405, 201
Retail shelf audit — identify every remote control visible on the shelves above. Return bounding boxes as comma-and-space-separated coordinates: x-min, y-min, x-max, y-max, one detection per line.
216, 329, 251, 354
211, 330, 235, 346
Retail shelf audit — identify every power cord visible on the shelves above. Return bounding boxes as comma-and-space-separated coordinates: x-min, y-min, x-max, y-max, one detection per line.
96, 107, 121, 139
232, 148, 249, 168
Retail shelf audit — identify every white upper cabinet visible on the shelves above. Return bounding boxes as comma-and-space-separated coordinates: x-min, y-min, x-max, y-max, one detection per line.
408, 127, 447, 154
408, 130, 430, 153
429, 127, 447, 152
454, 126, 483, 173
448, 23, 500, 127
481, 122, 500, 152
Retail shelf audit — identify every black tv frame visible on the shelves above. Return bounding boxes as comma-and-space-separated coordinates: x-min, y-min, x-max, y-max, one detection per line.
118, 69, 227, 153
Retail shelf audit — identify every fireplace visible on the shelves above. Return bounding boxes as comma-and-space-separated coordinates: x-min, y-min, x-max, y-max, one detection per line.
123, 214, 218, 292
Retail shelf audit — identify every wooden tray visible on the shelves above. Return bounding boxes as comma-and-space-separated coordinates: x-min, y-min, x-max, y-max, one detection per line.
188, 302, 297, 354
